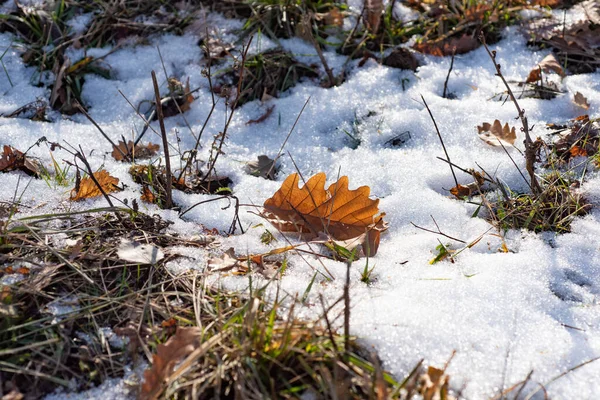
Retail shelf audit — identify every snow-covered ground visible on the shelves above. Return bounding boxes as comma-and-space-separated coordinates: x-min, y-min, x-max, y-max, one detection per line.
1, 5, 600, 399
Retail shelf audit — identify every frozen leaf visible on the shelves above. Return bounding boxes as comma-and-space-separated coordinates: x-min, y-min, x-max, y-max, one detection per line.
140, 327, 202, 400
69, 170, 119, 201
526, 54, 565, 83
383, 49, 419, 71
117, 239, 164, 265
573, 92, 590, 110
141, 185, 157, 203
111, 141, 159, 161
207, 248, 249, 275
0, 145, 40, 177
263, 173, 387, 256
245, 155, 278, 180
477, 120, 516, 147
413, 34, 479, 56
450, 184, 471, 199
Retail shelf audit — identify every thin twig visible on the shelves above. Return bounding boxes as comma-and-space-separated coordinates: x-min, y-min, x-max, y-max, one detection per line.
479, 34, 541, 194
75, 102, 129, 162
411, 215, 466, 243
442, 47, 456, 99
421, 95, 459, 188
151, 70, 173, 209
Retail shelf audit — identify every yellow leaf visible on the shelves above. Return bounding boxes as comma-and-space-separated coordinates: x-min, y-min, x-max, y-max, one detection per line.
70, 170, 119, 201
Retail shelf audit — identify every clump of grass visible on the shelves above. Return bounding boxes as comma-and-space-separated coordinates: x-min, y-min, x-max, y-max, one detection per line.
215, 49, 319, 106
141, 283, 415, 400
243, 0, 347, 40
492, 172, 590, 233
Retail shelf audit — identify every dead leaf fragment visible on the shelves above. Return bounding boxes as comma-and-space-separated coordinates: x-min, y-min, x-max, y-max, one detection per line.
69, 170, 120, 201
140, 327, 201, 400
526, 54, 565, 83
263, 173, 387, 256
207, 248, 249, 275
0, 145, 40, 176
413, 34, 479, 56
245, 155, 278, 180
573, 92, 590, 110
111, 141, 160, 161
477, 120, 516, 147
450, 184, 471, 199
117, 239, 165, 265
364, 0, 384, 33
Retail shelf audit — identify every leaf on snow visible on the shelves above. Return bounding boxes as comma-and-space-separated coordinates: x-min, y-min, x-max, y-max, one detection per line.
263, 173, 387, 257
207, 248, 249, 275
0, 145, 40, 177
117, 239, 165, 265
573, 92, 590, 110
69, 170, 120, 201
477, 120, 516, 147
413, 34, 479, 57
526, 54, 565, 83
245, 155, 278, 180
140, 327, 202, 400
111, 141, 159, 161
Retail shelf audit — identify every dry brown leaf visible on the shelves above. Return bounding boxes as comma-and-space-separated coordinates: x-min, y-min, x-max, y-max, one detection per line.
245, 155, 278, 180
207, 248, 249, 275
141, 185, 157, 203
320, 8, 344, 27
526, 54, 565, 83
420, 366, 453, 400
70, 170, 120, 201
570, 145, 588, 157
477, 120, 517, 147
263, 173, 387, 256
573, 92, 590, 110
0, 145, 40, 176
383, 48, 419, 71
111, 141, 160, 161
450, 184, 471, 199
413, 34, 479, 56
140, 327, 201, 400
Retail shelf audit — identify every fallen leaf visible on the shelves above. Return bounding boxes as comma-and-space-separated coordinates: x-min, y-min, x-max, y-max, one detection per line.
207, 248, 249, 275
319, 7, 344, 27
569, 145, 588, 157
383, 48, 419, 71
477, 120, 516, 147
140, 327, 202, 400
526, 54, 565, 83
420, 366, 452, 400
117, 239, 165, 265
573, 92, 590, 110
413, 34, 479, 56
141, 185, 157, 203
245, 155, 278, 180
0, 145, 40, 176
450, 184, 471, 199
111, 141, 159, 161
69, 170, 120, 201
263, 173, 387, 256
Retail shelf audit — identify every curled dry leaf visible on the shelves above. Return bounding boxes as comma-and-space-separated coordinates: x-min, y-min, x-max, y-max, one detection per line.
413, 34, 479, 56
207, 248, 249, 275
526, 54, 565, 83
573, 92, 590, 110
70, 170, 120, 201
450, 184, 471, 199
477, 120, 516, 147
111, 141, 159, 161
245, 155, 278, 180
0, 145, 40, 177
140, 327, 202, 400
263, 173, 387, 256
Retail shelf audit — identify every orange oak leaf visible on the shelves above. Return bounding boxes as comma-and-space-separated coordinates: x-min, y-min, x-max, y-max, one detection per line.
111, 141, 159, 162
140, 327, 201, 400
70, 170, 119, 201
140, 185, 157, 203
263, 173, 387, 256
477, 120, 516, 147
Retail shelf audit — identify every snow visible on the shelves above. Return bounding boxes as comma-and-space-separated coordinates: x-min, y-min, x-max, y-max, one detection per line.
1, 8, 600, 400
